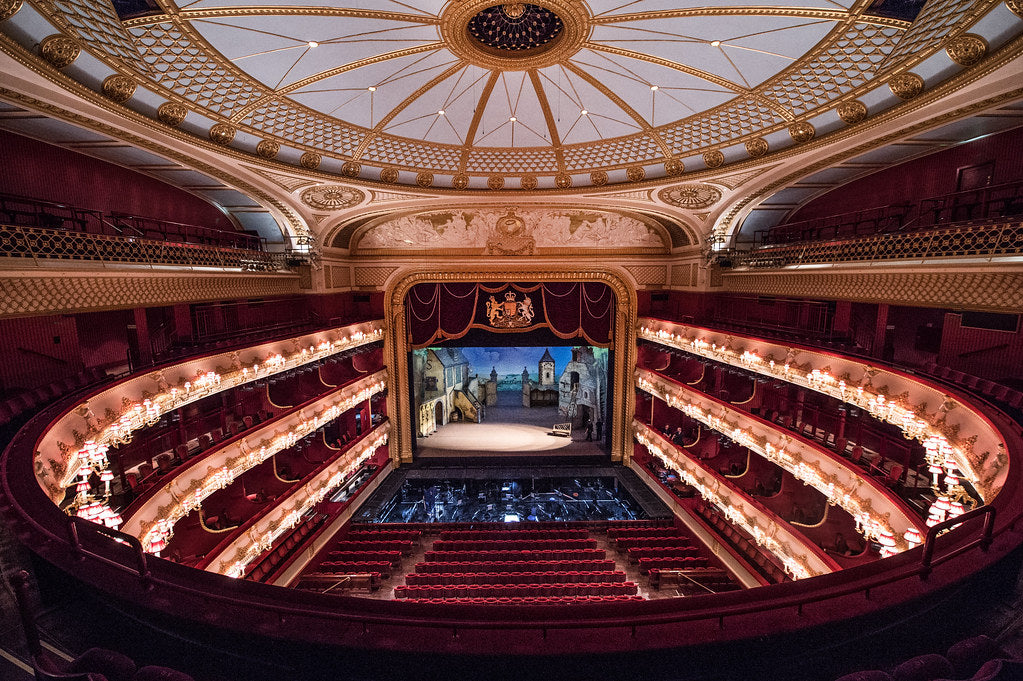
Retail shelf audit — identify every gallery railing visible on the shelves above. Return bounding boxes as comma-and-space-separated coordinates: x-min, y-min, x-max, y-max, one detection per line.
0, 223, 291, 271
733, 219, 1023, 269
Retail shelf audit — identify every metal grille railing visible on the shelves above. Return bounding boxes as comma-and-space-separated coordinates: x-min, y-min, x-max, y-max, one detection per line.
0, 223, 291, 271
734, 220, 1023, 269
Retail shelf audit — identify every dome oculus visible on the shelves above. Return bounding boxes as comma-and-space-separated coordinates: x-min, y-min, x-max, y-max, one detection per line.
467, 4, 564, 53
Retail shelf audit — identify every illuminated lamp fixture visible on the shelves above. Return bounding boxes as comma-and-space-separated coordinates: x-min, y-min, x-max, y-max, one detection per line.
876, 530, 897, 558
934, 496, 952, 513
945, 472, 960, 488
99, 469, 114, 496
928, 463, 944, 487
903, 527, 924, 548
149, 535, 166, 556
75, 480, 91, 496
949, 501, 966, 518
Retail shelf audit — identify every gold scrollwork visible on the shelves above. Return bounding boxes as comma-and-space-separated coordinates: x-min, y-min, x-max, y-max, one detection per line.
255, 139, 279, 159
487, 175, 505, 190
380, 168, 399, 183
209, 123, 236, 146
836, 100, 868, 125
703, 150, 725, 168
658, 183, 722, 210
39, 35, 80, 69
101, 74, 136, 103
416, 172, 434, 188
664, 159, 685, 176
300, 185, 363, 210
0, 0, 23, 21
1008, 0, 1023, 18
341, 161, 361, 178
157, 102, 187, 127
745, 138, 768, 158
299, 152, 321, 169
452, 173, 469, 189
945, 34, 988, 67
590, 170, 608, 186
788, 122, 815, 144
889, 72, 924, 100
626, 166, 645, 182
520, 175, 538, 190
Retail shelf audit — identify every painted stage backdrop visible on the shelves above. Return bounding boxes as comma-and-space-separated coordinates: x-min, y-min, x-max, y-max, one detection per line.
411, 345, 609, 439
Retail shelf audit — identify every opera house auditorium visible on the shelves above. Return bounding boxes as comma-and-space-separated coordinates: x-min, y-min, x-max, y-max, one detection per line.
2, 1, 1023, 680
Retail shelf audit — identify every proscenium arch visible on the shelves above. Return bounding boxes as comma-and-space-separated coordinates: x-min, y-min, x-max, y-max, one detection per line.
384, 267, 638, 465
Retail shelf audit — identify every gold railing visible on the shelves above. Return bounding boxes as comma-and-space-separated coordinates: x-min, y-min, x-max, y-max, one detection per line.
734, 220, 1023, 269
0, 223, 291, 271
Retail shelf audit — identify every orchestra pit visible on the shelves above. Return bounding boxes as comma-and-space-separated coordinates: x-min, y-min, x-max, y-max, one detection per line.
1, 2, 1023, 680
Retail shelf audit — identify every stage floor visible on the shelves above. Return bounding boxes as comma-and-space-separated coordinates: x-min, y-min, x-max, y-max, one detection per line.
416, 390, 606, 457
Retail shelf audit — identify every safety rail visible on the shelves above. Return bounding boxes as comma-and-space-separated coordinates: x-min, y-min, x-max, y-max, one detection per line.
67, 515, 152, 587
0, 223, 291, 271
920, 505, 995, 580
734, 219, 1023, 269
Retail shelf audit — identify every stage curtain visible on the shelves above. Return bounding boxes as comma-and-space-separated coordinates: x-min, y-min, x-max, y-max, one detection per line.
406, 282, 614, 347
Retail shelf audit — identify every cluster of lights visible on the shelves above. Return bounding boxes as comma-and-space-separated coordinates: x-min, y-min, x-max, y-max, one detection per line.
53, 324, 385, 507
636, 370, 917, 552
221, 429, 389, 578
139, 376, 386, 553
638, 324, 984, 504
68, 440, 123, 530
636, 424, 817, 580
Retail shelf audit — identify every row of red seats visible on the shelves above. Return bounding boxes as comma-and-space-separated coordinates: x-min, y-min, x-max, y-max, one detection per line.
405, 570, 627, 586
0, 366, 107, 427
348, 520, 602, 533
329, 539, 415, 554
637, 556, 709, 574
395, 581, 638, 599
699, 504, 787, 583
326, 550, 402, 566
345, 529, 422, 542
613, 536, 694, 551
430, 538, 597, 552
400, 595, 646, 605
626, 546, 702, 562
246, 516, 322, 582
317, 560, 395, 577
438, 528, 590, 540
605, 519, 676, 530
607, 526, 687, 539
294, 571, 382, 592
413, 559, 617, 574
424, 549, 606, 562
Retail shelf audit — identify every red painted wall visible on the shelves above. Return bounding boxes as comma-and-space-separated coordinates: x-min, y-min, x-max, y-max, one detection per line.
786, 125, 1023, 223
939, 313, 1023, 381
0, 130, 234, 231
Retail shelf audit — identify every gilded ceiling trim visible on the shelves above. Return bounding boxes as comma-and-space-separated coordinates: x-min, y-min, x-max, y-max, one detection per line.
129, 7, 440, 26
384, 266, 637, 466
582, 42, 751, 96
528, 68, 566, 173
351, 61, 467, 161
458, 70, 500, 168
588, 7, 909, 30
562, 61, 673, 158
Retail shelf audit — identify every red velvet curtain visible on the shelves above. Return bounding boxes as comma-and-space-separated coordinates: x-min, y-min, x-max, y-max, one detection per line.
406, 282, 614, 347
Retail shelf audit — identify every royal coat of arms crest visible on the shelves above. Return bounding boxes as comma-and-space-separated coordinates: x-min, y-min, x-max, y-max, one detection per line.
486, 291, 535, 328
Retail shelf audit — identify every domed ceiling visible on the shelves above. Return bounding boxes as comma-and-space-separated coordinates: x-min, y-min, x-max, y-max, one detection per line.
92, 0, 981, 190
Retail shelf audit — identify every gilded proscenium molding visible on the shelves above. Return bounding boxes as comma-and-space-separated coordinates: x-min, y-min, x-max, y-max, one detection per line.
121, 372, 388, 551
634, 421, 838, 579
635, 368, 926, 552
208, 423, 390, 578
0, 270, 300, 319
385, 267, 636, 465
34, 321, 385, 502
637, 319, 1009, 501
722, 267, 1023, 314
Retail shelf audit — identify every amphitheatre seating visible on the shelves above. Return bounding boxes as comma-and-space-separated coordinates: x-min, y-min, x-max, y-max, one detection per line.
317, 560, 395, 577
400, 595, 645, 605
405, 571, 627, 586
395, 581, 638, 599
425, 549, 605, 562
626, 546, 702, 562
329, 539, 415, 555
413, 559, 616, 574
325, 550, 402, 566
294, 572, 381, 592
439, 528, 589, 540
430, 538, 598, 551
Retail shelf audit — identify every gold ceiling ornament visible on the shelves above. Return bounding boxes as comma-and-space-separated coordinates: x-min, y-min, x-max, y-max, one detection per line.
416, 172, 434, 188
703, 150, 725, 169
0, 0, 23, 21
380, 168, 400, 184
502, 3, 526, 19
520, 175, 538, 190
626, 166, 646, 182
299, 152, 321, 170
555, 173, 573, 189
889, 72, 924, 100
487, 175, 505, 190
100, 74, 136, 103
1006, 0, 1023, 18
745, 138, 769, 158
658, 184, 722, 210
836, 100, 868, 125
664, 159, 685, 177
300, 185, 364, 211
157, 102, 187, 127
341, 161, 361, 178
452, 173, 470, 189
208, 123, 235, 146
441, 0, 590, 71
788, 121, 815, 144
39, 34, 80, 69
945, 34, 988, 67
255, 139, 280, 159
590, 170, 608, 186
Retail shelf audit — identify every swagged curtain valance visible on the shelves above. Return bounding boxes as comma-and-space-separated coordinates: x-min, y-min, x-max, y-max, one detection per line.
405, 282, 615, 348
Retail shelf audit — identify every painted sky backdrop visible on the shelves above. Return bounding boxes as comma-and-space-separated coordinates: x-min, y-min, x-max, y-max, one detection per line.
449, 346, 578, 378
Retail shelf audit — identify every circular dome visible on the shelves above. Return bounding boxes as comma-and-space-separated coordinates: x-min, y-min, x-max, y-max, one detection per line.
467, 4, 564, 53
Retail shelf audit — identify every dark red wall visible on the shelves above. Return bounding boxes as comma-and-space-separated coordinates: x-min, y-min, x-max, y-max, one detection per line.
786, 125, 1023, 223
0, 130, 234, 230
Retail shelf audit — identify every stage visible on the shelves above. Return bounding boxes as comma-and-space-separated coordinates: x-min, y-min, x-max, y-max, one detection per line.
415, 390, 607, 458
